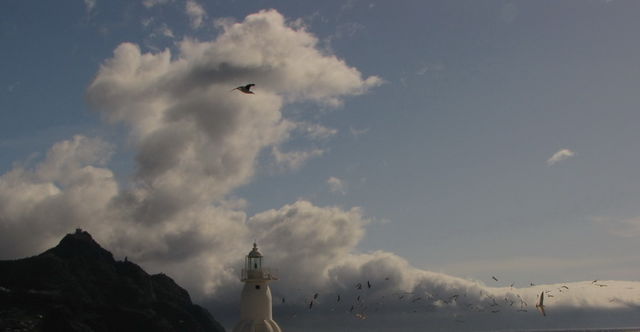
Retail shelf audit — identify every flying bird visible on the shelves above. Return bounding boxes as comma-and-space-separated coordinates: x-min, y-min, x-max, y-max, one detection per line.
490, 298, 499, 307
232, 83, 255, 94
492, 276, 499, 282
535, 292, 546, 316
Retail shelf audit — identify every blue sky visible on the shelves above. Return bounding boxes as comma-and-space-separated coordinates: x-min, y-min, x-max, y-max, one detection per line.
2, 0, 640, 330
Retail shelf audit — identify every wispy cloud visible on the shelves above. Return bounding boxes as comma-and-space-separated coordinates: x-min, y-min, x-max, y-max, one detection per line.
141, 18, 175, 39
499, 2, 519, 23
546, 148, 575, 165
157, 23, 174, 38
142, 0, 171, 8
327, 176, 346, 195
185, 0, 206, 29
271, 146, 325, 171
83, 0, 96, 15
7, 81, 20, 93
349, 126, 369, 138
296, 122, 337, 140
416, 63, 445, 76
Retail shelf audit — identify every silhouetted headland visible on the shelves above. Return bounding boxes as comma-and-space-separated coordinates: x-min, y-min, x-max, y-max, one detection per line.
0, 229, 225, 332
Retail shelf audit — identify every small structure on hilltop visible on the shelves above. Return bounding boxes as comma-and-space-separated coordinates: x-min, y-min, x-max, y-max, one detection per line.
232, 242, 282, 332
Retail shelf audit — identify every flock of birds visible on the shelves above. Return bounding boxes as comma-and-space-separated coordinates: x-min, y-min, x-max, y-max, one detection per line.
275, 277, 618, 323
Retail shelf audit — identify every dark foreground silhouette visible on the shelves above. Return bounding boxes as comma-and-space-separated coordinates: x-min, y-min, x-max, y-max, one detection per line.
0, 230, 226, 332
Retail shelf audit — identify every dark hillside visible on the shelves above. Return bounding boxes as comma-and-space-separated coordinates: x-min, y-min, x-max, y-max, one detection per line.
0, 229, 225, 332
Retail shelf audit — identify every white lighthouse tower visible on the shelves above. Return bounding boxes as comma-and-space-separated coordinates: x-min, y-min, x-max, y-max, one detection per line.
232, 243, 283, 332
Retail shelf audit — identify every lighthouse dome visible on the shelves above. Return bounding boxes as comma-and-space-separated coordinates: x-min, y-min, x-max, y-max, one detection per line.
248, 242, 263, 258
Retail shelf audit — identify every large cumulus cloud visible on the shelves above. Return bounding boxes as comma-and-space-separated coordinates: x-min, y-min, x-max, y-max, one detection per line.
86, 9, 381, 296
1, 9, 639, 331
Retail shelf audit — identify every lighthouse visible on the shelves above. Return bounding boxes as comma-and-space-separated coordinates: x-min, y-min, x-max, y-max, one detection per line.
232, 243, 283, 332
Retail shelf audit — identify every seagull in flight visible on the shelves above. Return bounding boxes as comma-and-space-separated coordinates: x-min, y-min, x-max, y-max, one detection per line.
232, 83, 255, 94
535, 291, 546, 316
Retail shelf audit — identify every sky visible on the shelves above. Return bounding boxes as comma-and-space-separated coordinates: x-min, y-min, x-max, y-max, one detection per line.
1, 0, 640, 330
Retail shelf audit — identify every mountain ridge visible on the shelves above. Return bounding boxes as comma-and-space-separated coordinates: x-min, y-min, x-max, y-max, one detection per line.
0, 229, 226, 332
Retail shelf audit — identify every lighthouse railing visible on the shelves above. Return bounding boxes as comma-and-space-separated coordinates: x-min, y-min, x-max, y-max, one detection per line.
241, 267, 278, 281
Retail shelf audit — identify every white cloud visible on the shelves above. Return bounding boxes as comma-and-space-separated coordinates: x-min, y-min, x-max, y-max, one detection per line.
546, 148, 575, 165
327, 176, 346, 194
249, 200, 368, 286
271, 146, 325, 171
0, 136, 117, 258
185, 0, 206, 29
